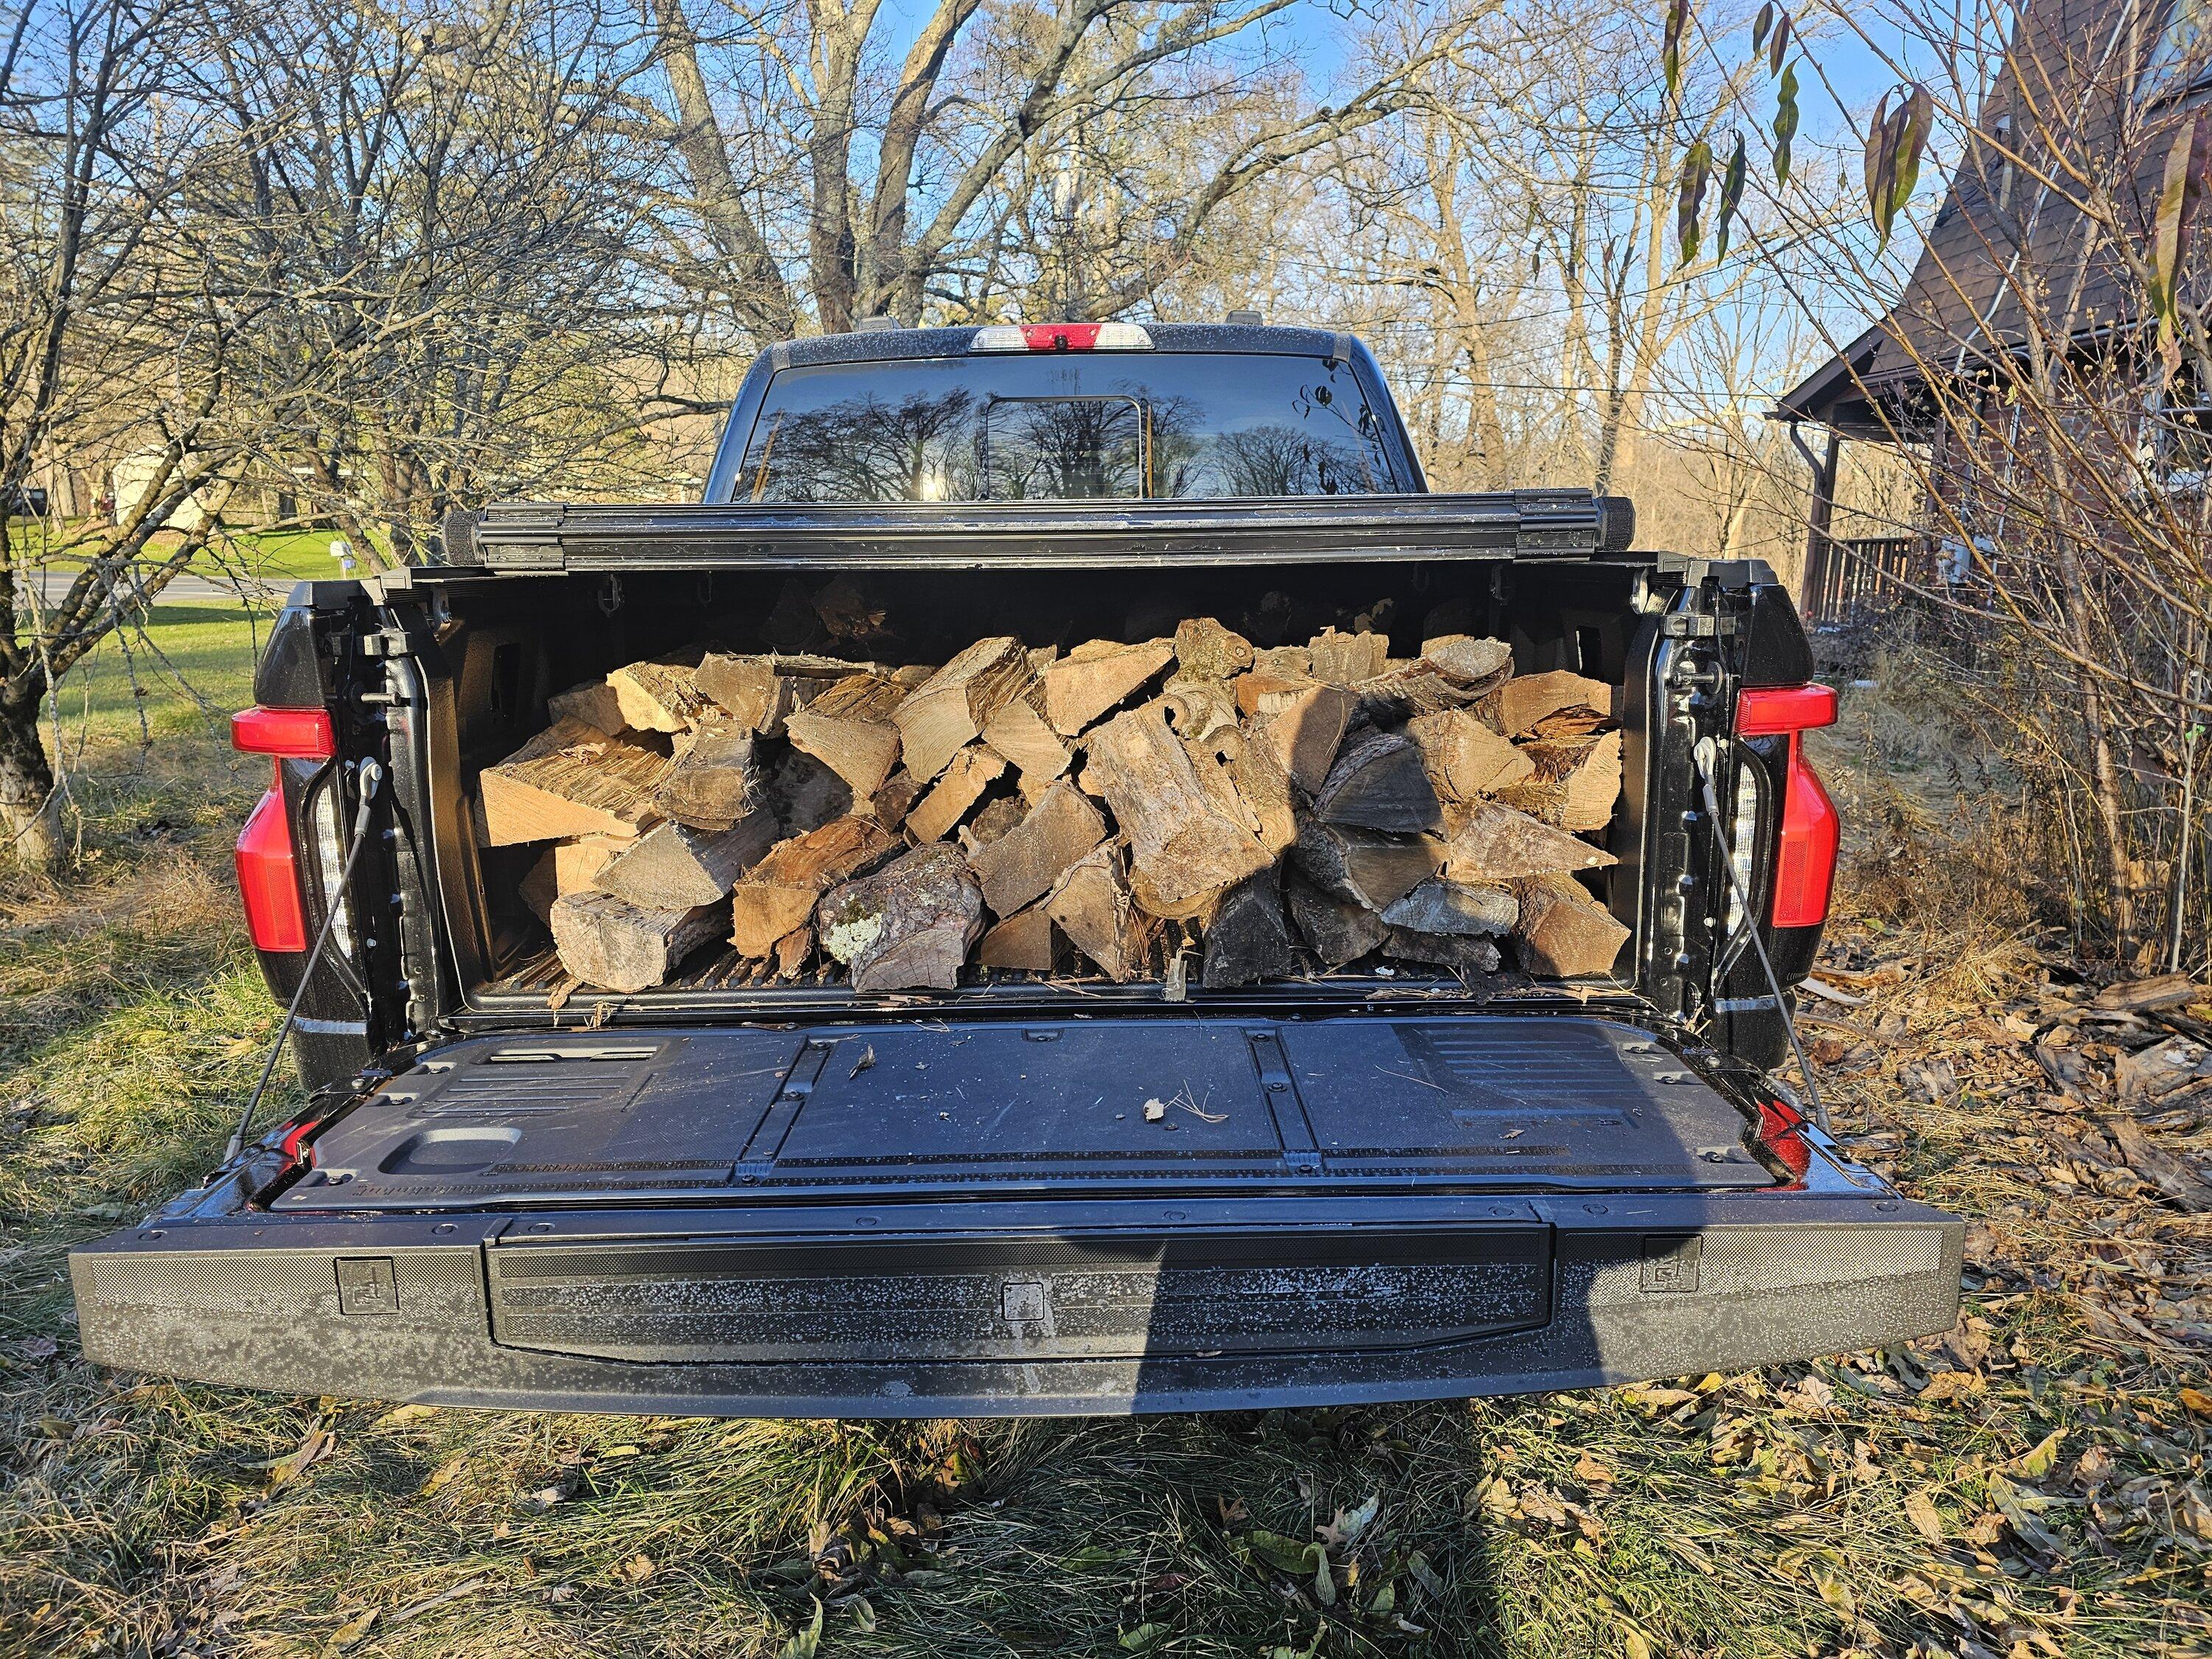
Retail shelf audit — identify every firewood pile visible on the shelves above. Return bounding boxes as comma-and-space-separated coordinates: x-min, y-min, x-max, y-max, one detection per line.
478, 617, 1631, 995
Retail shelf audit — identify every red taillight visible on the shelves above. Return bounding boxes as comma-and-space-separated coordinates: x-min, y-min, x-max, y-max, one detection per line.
236, 785, 308, 952
1736, 684, 1840, 930
1754, 1096, 1812, 1180
970, 321, 1154, 352
232, 706, 335, 760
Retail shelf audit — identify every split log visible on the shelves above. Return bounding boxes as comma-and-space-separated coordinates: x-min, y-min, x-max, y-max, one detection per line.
1381, 928, 1502, 976
1509, 872, 1630, 978
478, 717, 669, 846
1040, 638, 1176, 735
773, 927, 813, 978
546, 678, 627, 736
1421, 634, 1514, 689
650, 726, 760, 831
1201, 871, 1299, 988
595, 814, 780, 910
1312, 730, 1444, 834
1286, 875, 1388, 966
1082, 703, 1270, 919
1291, 820, 1444, 911
784, 672, 909, 797
1161, 675, 1240, 742
977, 905, 1061, 973
1254, 684, 1354, 793
519, 835, 626, 924
979, 693, 1072, 796
817, 843, 984, 992
1405, 709, 1536, 804
695, 651, 852, 737
905, 745, 1009, 842
729, 815, 899, 957
966, 780, 1108, 917
870, 768, 926, 829
1483, 669, 1613, 737
812, 575, 888, 645
1218, 727, 1299, 857
1441, 799, 1617, 883
549, 891, 723, 993
1253, 644, 1312, 677
1498, 729, 1622, 832
1044, 844, 1144, 982
893, 636, 1033, 782
1380, 877, 1519, 938
1307, 627, 1390, 685
1236, 667, 1322, 720
608, 658, 712, 734
1350, 665, 1481, 725
1173, 616, 1254, 680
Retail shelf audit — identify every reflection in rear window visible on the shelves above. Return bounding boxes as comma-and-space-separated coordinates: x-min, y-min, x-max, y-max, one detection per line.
735, 353, 1397, 501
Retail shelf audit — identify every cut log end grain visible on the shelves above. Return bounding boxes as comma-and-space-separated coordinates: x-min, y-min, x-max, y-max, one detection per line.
1084, 703, 1269, 919
1292, 819, 1444, 912
1441, 799, 1617, 883
1041, 639, 1175, 735
1307, 627, 1391, 686
893, 636, 1032, 782
594, 814, 779, 911
1484, 668, 1614, 737
1421, 634, 1514, 689
1255, 684, 1354, 794
784, 672, 909, 796
1509, 872, 1630, 978
695, 651, 854, 738
1406, 709, 1536, 805
1201, 872, 1300, 987
1286, 875, 1389, 967
650, 726, 759, 832
608, 658, 712, 734
818, 843, 985, 992
976, 905, 1061, 973
1498, 728, 1623, 832
549, 891, 723, 994
522, 835, 628, 923
728, 815, 899, 958
479, 718, 670, 846
966, 779, 1107, 918
1379, 876, 1519, 939
1173, 616, 1254, 681
1045, 844, 1146, 982
979, 694, 1071, 792
1312, 729, 1444, 834
1161, 676, 1240, 744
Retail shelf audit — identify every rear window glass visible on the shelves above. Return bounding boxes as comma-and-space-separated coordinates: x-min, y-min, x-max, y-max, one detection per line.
733, 352, 1397, 501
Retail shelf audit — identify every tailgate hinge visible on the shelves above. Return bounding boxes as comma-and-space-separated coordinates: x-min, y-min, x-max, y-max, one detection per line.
1247, 1030, 1323, 1175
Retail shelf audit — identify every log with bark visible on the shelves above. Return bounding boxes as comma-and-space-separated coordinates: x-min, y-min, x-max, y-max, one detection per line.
1508, 872, 1630, 978
728, 815, 900, 958
1201, 870, 1300, 987
595, 814, 780, 910
1379, 877, 1519, 939
1441, 799, 1617, 882
650, 726, 760, 832
1043, 843, 1147, 981
1292, 819, 1444, 911
1173, 616, 1254, 681
550, 890, 724, 993
1312, 729, 1445, 834
817, 843, 985, 992
1498, 729, 1621, 832
965, 779, 1108, 918
1286, 874, 1389, 966
1082, 703, 1270, 919
1405, 709, 1535, 805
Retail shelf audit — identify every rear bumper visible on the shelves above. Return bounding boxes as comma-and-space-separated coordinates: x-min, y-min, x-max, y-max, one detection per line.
71, 1189, 1960, 1416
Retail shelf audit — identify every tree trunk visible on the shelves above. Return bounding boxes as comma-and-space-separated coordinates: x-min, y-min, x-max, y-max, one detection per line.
0, 698, 60, 874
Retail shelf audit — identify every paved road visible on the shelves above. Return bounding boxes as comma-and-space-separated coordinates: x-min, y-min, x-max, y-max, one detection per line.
21, 568, 293, 608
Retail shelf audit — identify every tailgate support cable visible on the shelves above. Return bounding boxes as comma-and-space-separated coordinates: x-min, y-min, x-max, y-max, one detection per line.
1694, 750, 1829, 1131
225, 759, 384, 1163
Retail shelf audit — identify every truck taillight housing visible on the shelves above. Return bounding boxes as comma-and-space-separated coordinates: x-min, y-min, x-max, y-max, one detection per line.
1737, 684, 1840, 929
236, 786, 307, 952
970, 322, 1153, 352
231, 706, 331, 953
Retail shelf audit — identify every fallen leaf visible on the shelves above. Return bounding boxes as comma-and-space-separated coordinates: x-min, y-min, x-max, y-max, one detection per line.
619, 1552, 655, 1585
1574, 1452, 1616, 1487
2181, 1387, 2212, 1418
323, 1607, 378, 1653
849, 1044, 876, 1079
1318, 1493, 1380, 1548
778, 1596, 824, 1659
1903, 1489, 1944, 1543
2003, 1429, 2067, 1480
372, 1404, 437, 1430
416, 1455, 467, 1500
1143, 1098, 1166, 1121
1118, 1625, 1168, 1651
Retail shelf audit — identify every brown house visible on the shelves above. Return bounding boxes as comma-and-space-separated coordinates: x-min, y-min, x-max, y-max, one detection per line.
1775, 0, 2203, 622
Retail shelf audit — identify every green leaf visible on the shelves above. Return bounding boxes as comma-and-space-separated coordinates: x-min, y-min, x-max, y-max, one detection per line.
777, 1597, 824, 1659
1369, 1580, 1397, 1615
1246, 1530, 1319, 1573
1312, 1543, 1336, 1607
1677, 137, 1714, 265
2152, 114, 2201, 376
1773, 62, 1799, 184
1060, 1545, 1135, 1570
1750, 1, 1773, 54
2004, 1427, 2067, 1479
1119, 1624, 1169, 1650
1768, 10, 1791, 75
1865, 91, 1898, 244
849, 1596, 877, 1632
1716, 133, 1747, 260
1662, 0, 1690, 100
1890, 82, 1934, 229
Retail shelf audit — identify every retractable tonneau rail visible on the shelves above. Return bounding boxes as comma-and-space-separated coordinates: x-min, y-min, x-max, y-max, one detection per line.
447, 489, 1636, 574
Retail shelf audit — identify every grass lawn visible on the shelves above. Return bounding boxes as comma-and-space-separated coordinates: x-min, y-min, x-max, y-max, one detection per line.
1, 614, 2208, 1658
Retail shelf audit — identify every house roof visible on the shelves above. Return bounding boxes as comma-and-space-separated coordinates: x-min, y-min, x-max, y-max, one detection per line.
1778, 0, 2191, 436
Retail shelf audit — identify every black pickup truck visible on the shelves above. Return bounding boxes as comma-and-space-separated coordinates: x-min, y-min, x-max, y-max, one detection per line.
70, 321, 1958, 1416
